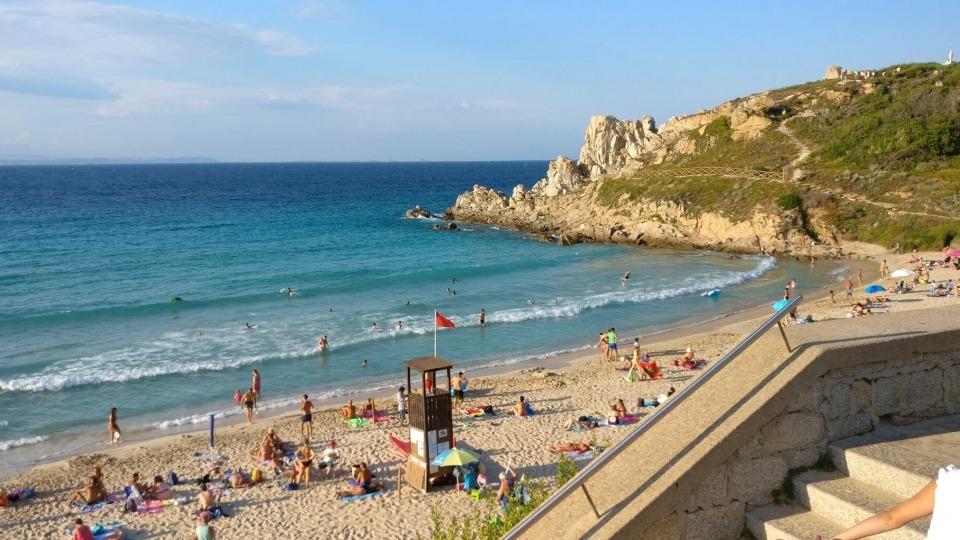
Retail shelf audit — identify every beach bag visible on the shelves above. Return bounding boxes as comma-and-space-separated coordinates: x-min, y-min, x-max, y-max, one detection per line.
166, 472, 179, 486
251, 468, 263, 484
483, 405, 494, 415
286, 482, 298, 491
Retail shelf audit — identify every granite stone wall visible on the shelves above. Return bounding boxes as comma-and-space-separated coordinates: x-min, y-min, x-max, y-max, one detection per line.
639, 350, 960, 539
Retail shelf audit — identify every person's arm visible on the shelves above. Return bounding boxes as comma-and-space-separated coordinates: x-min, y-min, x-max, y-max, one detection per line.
821, 479, 936, 540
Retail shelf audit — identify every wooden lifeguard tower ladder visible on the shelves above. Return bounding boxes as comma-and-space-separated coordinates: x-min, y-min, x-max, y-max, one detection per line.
403, 355, 454, 493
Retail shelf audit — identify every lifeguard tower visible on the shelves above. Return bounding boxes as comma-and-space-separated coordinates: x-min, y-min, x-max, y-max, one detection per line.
403, 355, 454, 493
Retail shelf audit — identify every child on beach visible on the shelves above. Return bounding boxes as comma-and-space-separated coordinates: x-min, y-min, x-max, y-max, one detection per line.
234, 389, 242, 406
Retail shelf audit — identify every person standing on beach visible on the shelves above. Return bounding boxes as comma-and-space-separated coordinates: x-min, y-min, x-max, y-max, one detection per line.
108, 407, 121, 445
606, 328, 618, 360
300, 394, 314, 440
452, 372, 467, 409
845, 276, 854, 298
479, 309, 485, 328
252, 369, 261, 401
858, 268, 863, 286
894, 241, 901, 255
880, 259, 889, 277
597, 332, 609, 359
241, 387, 257, 424
397, 387, 407, 426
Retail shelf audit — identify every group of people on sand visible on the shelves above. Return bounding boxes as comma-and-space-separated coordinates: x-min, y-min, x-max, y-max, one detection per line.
65, 466, 173, 508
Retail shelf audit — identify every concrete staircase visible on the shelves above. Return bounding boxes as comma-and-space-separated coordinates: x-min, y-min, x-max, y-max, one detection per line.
746, 415, 960, 540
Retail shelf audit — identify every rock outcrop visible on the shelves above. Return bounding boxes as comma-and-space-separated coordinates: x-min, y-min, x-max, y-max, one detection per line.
444, 78, 870, 258
405, 205, 435, 219
449, 181, 825, 256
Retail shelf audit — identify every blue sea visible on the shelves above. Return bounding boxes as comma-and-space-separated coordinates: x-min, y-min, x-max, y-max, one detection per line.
0, 161, 845, 473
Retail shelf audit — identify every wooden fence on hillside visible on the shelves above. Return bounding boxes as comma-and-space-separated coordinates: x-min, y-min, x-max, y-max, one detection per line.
630, 166, 789, 182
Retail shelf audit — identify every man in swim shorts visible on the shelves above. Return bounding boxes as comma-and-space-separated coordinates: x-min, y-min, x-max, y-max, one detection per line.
606, 328, 618, 360
479, 309, 485, 327
300, 394, 314, 440
451, 371, 467, 409
241, 387, 257, 424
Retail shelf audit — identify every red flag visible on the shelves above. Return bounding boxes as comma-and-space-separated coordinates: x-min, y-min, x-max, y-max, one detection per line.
435, 311, 457, 328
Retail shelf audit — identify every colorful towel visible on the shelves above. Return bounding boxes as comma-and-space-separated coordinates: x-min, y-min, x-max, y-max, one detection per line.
339, 489, 387, 503
360, 411, 391, 422
194, 452, 226, 462
72, 494, 121, 514
562, 450, 594, 461
68, 522, 124, 540
136, 499, 164, 515
342, 417, 372, 428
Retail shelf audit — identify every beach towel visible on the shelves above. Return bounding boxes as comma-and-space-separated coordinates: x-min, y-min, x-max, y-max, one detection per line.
562, 450, 594, 461
360, 411, 391, 422
341, 417, 372, 428
71, 495, 121, 514
339, 489, 387, 503
194, 452, 226, 463
136, 499, 164, 515
464, 408, 486, 417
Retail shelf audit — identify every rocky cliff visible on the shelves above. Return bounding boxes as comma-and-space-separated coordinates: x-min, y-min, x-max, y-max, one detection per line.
447, 89, 838, 257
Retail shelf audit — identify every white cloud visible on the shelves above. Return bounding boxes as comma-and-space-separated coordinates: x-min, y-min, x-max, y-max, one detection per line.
94, 79, 415, 117
0, 1, 319, 91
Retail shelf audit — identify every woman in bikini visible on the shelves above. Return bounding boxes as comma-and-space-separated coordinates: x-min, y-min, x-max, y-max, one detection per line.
549, 442, 591, 453
108, 407, 121, 445
251, 370, 261, 400
294, 439, 316, 487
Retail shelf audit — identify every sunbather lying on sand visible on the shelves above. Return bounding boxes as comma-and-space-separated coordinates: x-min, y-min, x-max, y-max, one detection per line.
549, 442, 591, 453
564, 416, 598, 430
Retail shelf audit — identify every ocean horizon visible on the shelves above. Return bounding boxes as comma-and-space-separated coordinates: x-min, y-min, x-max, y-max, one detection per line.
0, 161, 846, 474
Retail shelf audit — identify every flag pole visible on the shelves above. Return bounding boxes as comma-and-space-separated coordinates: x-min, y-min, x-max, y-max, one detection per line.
434, 310, 438, 357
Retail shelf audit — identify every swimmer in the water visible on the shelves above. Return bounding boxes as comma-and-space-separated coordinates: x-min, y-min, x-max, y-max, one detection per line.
371, 323, 377, 332
446, 288, 456, 296
196, 330, 203, 336
244, 323, 253, 330
361, 359, 368, 367
318, 336, 328, 350
452, 277, 459, 284
171, 296, 182, 302
396, 320, 403, 331
286, 287, 294, 297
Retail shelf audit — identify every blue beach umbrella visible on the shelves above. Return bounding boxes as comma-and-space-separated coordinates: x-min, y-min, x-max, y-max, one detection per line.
865, 285, 886, 294
772, 299, 790, 311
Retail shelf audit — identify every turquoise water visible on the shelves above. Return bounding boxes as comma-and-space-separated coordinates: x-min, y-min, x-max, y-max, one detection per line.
0, 162, 844, 468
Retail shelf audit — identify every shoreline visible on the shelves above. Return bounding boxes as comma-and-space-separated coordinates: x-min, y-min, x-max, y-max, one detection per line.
0, 252, 866, 482
0, 252, 859, 482
3, 248, 948, 539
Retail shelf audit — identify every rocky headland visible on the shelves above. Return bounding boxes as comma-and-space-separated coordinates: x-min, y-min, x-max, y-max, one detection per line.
443, 60, 960, 258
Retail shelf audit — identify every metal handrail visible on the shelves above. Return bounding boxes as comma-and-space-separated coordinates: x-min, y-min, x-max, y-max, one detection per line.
502, 294, 804, 539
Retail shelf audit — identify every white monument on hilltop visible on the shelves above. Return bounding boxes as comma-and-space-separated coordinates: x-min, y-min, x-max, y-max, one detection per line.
947, 50, 954, 66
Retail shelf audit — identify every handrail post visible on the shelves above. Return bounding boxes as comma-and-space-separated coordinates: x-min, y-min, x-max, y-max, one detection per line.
580, 485, 600, 519
500, 295, 804, 540
776, 320, 793, 352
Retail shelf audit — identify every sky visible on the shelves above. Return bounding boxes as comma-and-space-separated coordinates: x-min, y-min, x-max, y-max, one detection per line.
0, 0, 955, 162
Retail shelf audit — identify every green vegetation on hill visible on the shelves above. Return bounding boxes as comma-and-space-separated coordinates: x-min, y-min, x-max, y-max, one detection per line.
604, 61, 960, 250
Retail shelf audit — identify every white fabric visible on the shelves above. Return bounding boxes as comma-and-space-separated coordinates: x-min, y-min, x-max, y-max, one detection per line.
926, 464, 960, 539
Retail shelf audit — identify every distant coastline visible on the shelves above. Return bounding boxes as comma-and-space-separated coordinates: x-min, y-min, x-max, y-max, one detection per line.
0, 156, 219, 166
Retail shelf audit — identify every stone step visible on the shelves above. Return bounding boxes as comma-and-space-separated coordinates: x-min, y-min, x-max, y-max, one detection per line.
744, 503, 845, 540
792, 470, 929, 539
828, 415, 960, 501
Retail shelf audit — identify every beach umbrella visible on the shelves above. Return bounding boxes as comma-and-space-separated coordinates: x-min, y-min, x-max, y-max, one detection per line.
890, 269, 912, 278
947, 250, 960, 258
865, 285, 886, 294
772, 299, 790, 311
431, 447, 480, 467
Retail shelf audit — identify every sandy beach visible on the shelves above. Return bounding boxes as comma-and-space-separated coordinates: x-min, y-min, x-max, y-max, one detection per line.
2, 247, 955, 540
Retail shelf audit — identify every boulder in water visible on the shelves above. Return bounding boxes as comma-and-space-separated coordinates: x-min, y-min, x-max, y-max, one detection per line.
405, 205, 435, 219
